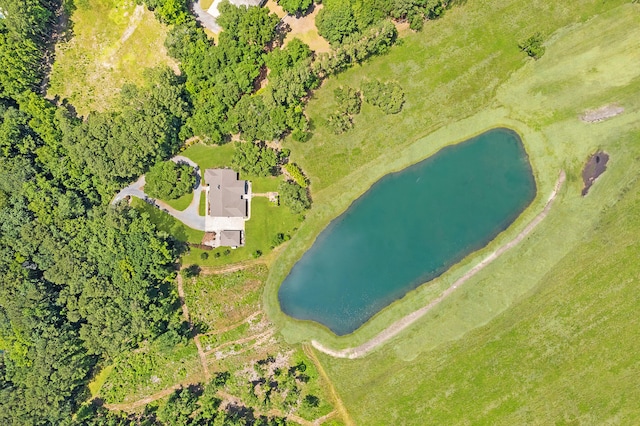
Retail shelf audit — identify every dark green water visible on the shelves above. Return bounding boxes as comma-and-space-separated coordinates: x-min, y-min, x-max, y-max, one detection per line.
278, 128, 536, 336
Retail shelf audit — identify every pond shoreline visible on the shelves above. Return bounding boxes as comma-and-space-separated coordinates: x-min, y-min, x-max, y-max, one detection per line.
311, 170, 565, 358
279, 128, 537, 335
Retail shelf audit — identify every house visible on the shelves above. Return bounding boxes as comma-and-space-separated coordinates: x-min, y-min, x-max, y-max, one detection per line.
204, 168, 250, 248
205, 168, 248, 218
207, 0, 266, 33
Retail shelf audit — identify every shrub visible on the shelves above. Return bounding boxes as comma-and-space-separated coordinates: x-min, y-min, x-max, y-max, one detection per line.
410, 13, 425, 31
303, 394, 320, 408
200, 252, 209, 260
182, 264, 201, 278
361, 80, 405, 114
284, 163, 308, 188
271, 232, 290, 248
327, 112, 353, 134
291, 128, 310, 142
519, 33, 545, 59
252, 250, 263, 258
334, 86, 361, 115
279, 181, 311, 214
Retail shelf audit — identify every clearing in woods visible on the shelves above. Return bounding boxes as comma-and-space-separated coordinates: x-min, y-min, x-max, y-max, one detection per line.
47, 0, 177, 114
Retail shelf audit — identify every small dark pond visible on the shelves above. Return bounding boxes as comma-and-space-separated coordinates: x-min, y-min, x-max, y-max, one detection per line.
278, 128, 536, 335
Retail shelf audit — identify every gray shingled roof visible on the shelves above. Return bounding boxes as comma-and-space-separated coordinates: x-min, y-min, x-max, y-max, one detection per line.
220, 230, 243, 247
205, 169, 247, 218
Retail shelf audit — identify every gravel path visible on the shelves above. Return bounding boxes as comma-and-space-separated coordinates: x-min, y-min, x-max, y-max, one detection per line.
312, 170, 567, 359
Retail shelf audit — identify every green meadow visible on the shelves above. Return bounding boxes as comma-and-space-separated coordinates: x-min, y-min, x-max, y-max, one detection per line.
258, 1, 640, 423
47, 0, 177, 115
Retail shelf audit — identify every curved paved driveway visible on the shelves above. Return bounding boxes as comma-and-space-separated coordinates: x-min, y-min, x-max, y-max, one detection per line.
112, 156, 208, 231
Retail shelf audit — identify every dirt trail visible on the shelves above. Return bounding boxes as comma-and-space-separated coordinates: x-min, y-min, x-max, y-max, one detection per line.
312, 170, 566, 359
199, 259, 265, 275
193, 335, 211, 381
204, 328, 275, 357
313, 410, 338, 425
303, 344, 355, 426
200, 311, 262, 338
104, 383, 185, 411
102, 5, 144, 67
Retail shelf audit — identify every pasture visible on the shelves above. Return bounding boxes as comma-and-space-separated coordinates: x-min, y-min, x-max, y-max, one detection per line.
259, 1, 640, 423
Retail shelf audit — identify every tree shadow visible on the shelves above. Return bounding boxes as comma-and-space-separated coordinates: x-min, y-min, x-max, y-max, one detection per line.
39, 0, 77, 95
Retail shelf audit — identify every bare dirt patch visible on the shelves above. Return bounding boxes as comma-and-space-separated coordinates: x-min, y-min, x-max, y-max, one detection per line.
581, 151, 609, 196
278, 4, 331, 53
580, 104, 624, 123
393, 20, 411, 36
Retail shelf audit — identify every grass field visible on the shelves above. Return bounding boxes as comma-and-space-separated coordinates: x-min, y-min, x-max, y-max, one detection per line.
47, 0, 177, 114
253, 1, 640, 423
100, 339, 202, 404
185, 265, 268, 331
181, 143, 235, 173
161, 191, 193, 211
132, 198, 204, 244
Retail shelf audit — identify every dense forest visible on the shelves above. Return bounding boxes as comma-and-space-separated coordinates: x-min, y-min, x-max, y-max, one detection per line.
0, 0, 443, 422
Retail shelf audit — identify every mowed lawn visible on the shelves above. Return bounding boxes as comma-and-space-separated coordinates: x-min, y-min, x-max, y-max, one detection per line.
286, 3, 640, 424
182, 197, 303, 267
47, 0, 177, 114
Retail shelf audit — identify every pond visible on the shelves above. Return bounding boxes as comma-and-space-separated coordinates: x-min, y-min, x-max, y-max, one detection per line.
278, 128, 536, 336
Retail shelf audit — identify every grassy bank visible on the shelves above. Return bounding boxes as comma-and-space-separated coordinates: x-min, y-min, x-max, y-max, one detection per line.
265, 0, 639, 343
259, 1, 640, 422
320, 130, 640, 423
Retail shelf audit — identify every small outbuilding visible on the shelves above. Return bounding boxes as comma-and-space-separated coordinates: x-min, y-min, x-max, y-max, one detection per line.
220, 230, 243, 248
207, 0, 266, 32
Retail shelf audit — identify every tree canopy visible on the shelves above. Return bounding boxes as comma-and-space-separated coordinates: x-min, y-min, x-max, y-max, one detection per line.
279, 180, 311, 213
316, 0, 359, 46
145, 161, 196, 200
232, 142, 282, 177
278, 0, 313, 15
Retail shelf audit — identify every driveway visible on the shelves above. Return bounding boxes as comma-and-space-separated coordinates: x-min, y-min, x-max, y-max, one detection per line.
192, 1, 221, 32
112, 156, 251, 235
112, 156, 207, 231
